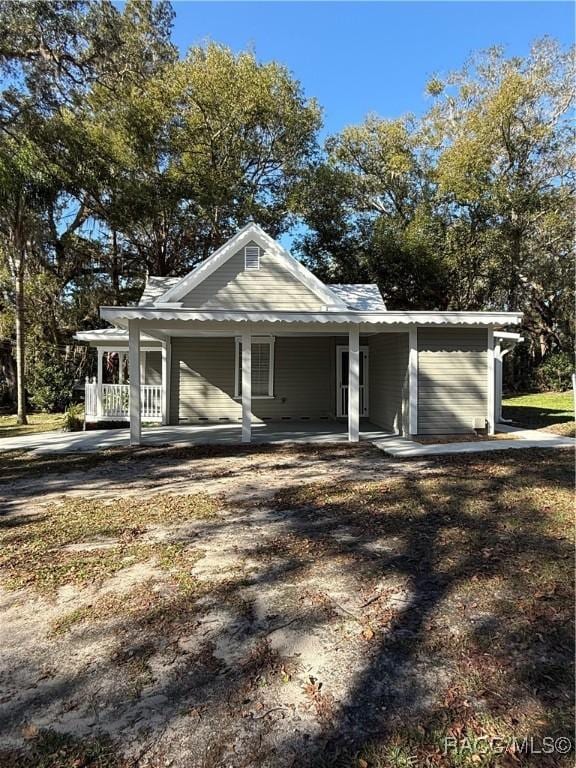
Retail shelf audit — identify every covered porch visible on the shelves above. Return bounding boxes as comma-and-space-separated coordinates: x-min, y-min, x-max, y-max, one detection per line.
77, 308, 521, 447
162, 324, 371, 446
80, 331, 167, 426
79, 319, 406, 445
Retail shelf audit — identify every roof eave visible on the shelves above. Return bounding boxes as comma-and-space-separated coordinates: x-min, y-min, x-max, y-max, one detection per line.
100, 306, 523, 328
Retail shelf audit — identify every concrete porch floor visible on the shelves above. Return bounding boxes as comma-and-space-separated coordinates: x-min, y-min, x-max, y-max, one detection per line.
0, 420, 395, 455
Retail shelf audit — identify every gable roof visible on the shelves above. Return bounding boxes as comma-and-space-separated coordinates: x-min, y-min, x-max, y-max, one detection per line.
155, 223, 348, 309
139, 276, 386, 311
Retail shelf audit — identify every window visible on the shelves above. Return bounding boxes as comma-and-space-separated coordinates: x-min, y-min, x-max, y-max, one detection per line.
244, 245, 261, 270
235, 337, 274, 398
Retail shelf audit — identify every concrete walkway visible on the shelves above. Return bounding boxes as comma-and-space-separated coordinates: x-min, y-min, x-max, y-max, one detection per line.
0, 421, 573, 457
375, 424, 575, 458
0, 421, 394, 455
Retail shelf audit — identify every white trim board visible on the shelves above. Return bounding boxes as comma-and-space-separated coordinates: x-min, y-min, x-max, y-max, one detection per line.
234, 336, 275, 399
155, 223, 348, 310
408, 326, 418, 435
335, 344, 369, 418
487, 327, 495, 435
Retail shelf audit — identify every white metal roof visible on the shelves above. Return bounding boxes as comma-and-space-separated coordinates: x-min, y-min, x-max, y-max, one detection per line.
74, 329, 160, 344
138, 276, 386, 311
100, 306, 522, 328
139, 276, 181, 306
329, 284, 386, 311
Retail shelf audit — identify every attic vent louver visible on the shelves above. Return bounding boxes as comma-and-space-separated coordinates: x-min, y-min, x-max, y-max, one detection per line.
244, 245, 261, 270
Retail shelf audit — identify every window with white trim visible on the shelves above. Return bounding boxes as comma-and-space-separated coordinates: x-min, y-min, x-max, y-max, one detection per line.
235, 337, 274, 398
244, 245, 261, 270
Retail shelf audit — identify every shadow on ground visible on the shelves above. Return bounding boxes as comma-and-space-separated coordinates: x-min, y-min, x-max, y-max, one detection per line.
503, 404, 573, 429
0, 447, 573, 767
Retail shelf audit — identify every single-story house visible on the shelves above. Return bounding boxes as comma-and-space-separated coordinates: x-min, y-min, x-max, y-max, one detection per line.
75, 223, 522, 445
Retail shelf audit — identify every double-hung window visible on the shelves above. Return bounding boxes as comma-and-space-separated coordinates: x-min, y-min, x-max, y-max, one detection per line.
235, 337, 275, 398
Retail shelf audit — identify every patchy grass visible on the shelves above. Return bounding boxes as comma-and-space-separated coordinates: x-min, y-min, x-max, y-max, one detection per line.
0, 440, 380, 485
0, 494, 216, 593
503, 391, 575, 437
0, 446, 572, 767
0, 412, 65, 439
0, 729, 127, 768
48, 564, 213, 638
274, 449, 574, 765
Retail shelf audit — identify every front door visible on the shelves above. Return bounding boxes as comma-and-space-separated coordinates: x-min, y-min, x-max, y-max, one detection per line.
336, 345, 369, 417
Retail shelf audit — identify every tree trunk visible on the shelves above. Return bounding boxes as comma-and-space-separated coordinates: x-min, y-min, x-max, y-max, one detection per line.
111, 229, 120, 299
14, 254, 27, 425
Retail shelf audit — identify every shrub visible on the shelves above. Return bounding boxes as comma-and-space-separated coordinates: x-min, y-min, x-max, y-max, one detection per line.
63, 403, 84, 432
27, 347, 76, 413
534, 351, 574, 392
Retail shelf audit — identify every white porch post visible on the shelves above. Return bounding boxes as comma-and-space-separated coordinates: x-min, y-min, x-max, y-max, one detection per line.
241, 330, 252, 443
494, 339, 502, 425
96, 349, 104, 418
487, 327, 495, 435
140, 351, 146, 385
128, 320, 141, 446
409, 326, 418, 436
118, 352, 124, 384
161, 338, 171, 426
348, 325, 360, 442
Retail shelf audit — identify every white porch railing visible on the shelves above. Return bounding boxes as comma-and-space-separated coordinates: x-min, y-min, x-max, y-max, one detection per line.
85, 379, 162, 422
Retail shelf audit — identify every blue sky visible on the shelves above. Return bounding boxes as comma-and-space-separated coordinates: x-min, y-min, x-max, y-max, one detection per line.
170, 1, 574, 139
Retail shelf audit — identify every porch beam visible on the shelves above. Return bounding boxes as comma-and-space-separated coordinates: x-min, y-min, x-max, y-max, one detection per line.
161, 338, 171, 426
348, 326, 360, 442
241, 330, 252, 443
128, 320, 141, 446
409, 326, 418, 436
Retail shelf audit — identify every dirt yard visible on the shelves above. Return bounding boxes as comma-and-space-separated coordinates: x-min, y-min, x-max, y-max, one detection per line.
0, 444, 573, 768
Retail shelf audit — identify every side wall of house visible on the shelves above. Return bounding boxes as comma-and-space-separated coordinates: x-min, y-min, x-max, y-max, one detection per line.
417, 328, 488, 434
169, 337, 334, 423
144, 351, 162, 386
367, 333, 409, 433
180, 241, 326, 310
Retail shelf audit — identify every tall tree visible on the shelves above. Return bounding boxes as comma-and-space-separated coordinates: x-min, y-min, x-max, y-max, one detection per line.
299, 38, 574, 369
296, 115, 450, 309
0, 0, 177, 417
428, 38, 575, 356
0, 137, 52, 423
81, 42, 321, 276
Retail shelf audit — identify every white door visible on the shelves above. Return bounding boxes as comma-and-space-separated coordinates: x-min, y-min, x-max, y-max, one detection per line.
336, 345, 369, 418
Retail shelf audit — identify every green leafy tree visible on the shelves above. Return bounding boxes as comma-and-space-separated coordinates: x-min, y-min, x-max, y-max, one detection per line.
81, 42, 321, 276
0, 0, 176, 417
426, 37, 575, 355
299, 38, 574, 374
